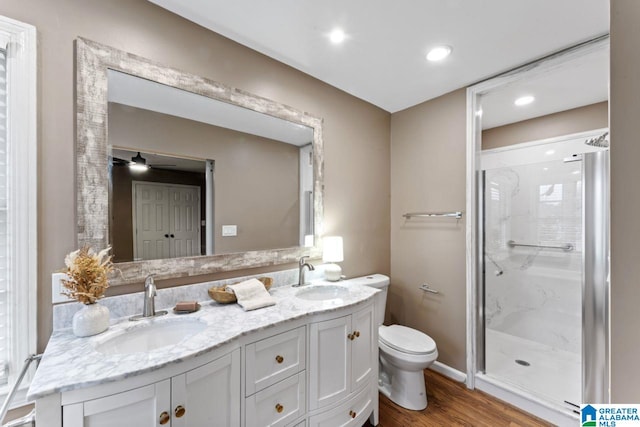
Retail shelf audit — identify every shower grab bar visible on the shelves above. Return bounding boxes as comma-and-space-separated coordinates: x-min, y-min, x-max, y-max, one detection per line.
507, 240, 574, 252
403, 211, 463, 219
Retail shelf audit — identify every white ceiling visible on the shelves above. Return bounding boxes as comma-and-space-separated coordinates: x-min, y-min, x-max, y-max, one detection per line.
148, 0, 609, 114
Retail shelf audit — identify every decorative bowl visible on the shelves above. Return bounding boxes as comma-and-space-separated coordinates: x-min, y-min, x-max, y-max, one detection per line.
208, 276, 273, 304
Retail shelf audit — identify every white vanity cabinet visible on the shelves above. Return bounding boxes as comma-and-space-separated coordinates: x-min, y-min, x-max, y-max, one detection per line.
34, 287, 379, 427
62, 349, 240, 427
245, 326, 307, 427
308, 305, 375, 425
62, 379, 171, 427
245, 326, 306, 396
170, 351, 241, 426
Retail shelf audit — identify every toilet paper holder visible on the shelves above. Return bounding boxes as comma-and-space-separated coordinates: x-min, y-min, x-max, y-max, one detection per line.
419, 284, 439, 294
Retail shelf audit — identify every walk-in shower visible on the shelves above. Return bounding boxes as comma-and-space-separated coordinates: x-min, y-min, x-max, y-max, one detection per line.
465, 37, 610, 426
482, 138, 597, 410
474, 131, 609, 424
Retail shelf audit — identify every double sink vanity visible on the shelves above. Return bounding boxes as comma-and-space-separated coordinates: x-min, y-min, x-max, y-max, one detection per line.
29, 277, 381, 427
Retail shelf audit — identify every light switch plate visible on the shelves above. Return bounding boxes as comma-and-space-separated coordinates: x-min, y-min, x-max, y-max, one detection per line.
52, 272, 74, 304
222, 225, 237, 237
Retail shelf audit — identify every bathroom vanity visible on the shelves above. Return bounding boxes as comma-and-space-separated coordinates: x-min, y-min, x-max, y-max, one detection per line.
28, 281, 380, 427
42, 36, 381, 426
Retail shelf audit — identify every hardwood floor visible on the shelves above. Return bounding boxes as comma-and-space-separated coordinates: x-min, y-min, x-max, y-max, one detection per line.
363, 369, 554, 427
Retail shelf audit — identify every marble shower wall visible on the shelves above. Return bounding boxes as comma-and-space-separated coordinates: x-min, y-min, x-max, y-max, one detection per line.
483, 159, 582, 354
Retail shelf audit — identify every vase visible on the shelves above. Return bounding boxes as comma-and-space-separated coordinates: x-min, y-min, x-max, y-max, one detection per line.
72, 302, 110, 337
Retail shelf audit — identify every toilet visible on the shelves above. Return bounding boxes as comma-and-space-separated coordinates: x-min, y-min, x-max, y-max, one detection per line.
350, 274, 438, 411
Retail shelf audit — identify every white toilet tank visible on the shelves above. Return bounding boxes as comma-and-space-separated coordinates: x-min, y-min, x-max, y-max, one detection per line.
344, 274, 389, 326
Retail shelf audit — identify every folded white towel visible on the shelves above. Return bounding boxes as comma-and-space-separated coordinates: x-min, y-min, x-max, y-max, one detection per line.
226, 278, 276, 311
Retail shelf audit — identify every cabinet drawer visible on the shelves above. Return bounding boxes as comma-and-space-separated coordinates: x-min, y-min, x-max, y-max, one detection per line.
246, 326, 306, 395
245, 372, 306, 427
308, 382, 373, 427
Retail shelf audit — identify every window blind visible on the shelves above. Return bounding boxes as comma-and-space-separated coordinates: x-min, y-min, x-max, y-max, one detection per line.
0, 46, 9, 386
0, 17, 37, 402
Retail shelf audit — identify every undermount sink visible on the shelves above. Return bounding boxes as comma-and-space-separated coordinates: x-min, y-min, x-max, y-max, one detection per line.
295, 284, 350, 301
95, 318, 207, 355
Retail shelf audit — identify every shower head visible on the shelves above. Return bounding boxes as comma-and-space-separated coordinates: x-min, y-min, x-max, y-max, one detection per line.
585, 132, 609, 148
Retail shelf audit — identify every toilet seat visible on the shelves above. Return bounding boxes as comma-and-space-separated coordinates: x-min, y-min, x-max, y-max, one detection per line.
379, 325, 437, 355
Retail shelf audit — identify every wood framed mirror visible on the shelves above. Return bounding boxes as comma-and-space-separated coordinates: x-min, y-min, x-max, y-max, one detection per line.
76, 38, 324, 285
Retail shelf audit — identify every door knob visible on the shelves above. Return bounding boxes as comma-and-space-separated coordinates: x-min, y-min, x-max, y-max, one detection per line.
164, 234, 169, 238
349, 410, 357, 418
170, 234, 175, 238
275, 403, 284, 413
275, 355, 284, 364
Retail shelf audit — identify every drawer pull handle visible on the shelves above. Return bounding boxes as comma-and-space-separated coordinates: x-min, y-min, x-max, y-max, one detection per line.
347, 333, 354, 341
354, 330, 360, 338
275, 355, 284, 364
159, 411, 170, 425
349, 410, 357, 418
275, 403, 284, 413
175, 405, 186, 418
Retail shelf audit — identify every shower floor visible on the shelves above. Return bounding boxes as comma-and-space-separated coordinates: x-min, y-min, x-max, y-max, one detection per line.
485, 328, 581, 407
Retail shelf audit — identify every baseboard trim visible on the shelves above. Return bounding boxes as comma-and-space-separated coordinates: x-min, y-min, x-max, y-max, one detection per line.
429, 361, 467, 383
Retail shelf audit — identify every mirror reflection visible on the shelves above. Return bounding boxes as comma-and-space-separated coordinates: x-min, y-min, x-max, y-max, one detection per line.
107, 70, 315, 262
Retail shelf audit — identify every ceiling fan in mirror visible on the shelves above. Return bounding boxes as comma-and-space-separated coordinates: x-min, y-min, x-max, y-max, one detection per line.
111, 152, 176, 171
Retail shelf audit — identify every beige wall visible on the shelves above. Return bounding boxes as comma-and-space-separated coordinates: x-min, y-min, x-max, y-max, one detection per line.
390, 89, 467, 371
482, 101, 609, 150
109, 103, 300, 258
610, 0, 640, 402
0, 0, 391, 350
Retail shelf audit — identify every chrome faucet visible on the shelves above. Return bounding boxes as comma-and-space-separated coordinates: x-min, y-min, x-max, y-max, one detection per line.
130, 274, 167, 320
142, 275, 157, 317
295, 256, 315, 287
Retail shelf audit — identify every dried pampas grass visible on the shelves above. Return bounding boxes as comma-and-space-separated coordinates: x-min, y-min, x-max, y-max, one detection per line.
61, 246, 114, 304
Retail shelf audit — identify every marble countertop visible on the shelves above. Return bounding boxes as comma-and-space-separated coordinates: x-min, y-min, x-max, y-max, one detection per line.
28, 280, 379, 400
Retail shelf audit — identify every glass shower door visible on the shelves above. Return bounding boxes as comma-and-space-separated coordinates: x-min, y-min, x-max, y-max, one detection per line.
483, 158, 583, 408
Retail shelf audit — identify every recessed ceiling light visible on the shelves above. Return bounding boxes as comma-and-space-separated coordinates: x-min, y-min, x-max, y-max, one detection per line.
329, 28, 346, 44
514, 95, 535, 106
426, 45, 452, 62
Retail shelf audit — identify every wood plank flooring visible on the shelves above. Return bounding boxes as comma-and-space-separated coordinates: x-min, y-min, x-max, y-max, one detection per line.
363, 369, 554, 427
